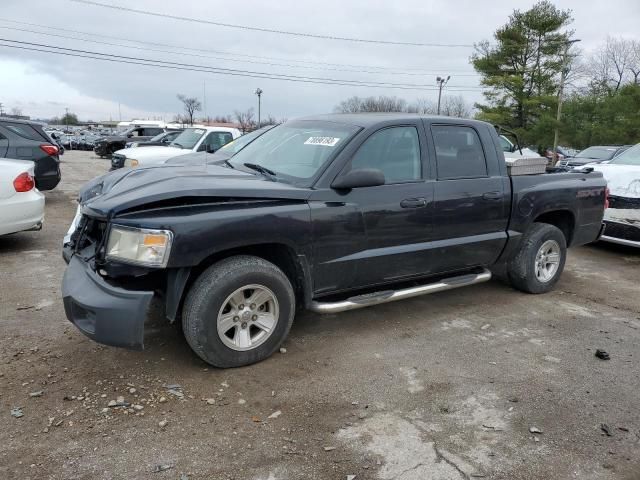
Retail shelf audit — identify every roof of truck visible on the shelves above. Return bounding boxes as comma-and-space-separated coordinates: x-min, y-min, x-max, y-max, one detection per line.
295, 113, 486, 128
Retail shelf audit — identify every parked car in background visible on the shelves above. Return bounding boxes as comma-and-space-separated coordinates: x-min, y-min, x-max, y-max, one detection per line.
125, 130, 183, 149
557, 145, 632, 167
544, 146, 576, 163
0, 158, 45, 235
110, 126, 241, 170
94, 126, 169, 158
164, 125, 276, 166
0, 117, 61, 190
498, 134, 540, 159
62, 114, 606, 367
592, 144, 640, 247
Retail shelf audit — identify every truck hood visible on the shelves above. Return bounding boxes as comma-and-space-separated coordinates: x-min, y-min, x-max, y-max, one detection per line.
592, 164, 640, 198
114, 146, 190, 164
79, 163, 312, 218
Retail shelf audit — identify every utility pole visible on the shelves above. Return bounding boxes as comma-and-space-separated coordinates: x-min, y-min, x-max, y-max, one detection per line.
436, 76, 450, 115
0, 102, 4, 116
203, 80, 207, 124
255, 88, 263, 128
65, 107, 69, 129
118, 103, 122, 122
553, 39, 581, 162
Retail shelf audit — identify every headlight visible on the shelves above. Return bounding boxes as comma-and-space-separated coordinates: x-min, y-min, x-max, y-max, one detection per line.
125, 158, 139, 167
106, 226, 173, 267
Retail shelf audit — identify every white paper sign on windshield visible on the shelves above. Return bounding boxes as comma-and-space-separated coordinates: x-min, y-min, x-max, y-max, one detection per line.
304, 137, 340, 147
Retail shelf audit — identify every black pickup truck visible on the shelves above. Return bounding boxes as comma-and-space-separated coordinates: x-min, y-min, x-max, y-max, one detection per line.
94, 126, 169, 158
62, 114, 607, 368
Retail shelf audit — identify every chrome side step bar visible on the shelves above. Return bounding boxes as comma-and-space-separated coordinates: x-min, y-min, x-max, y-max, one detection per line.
309, 268, 492, 314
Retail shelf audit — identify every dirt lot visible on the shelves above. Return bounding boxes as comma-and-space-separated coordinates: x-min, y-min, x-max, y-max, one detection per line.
1, 150, 639, 480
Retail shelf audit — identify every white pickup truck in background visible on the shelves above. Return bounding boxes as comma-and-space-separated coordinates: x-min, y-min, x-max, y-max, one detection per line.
110, 126, 241, 170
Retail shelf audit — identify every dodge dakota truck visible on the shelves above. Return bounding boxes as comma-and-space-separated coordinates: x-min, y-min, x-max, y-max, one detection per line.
62, 114, 607, 368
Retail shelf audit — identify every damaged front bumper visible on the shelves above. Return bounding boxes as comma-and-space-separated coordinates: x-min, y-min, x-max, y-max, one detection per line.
62, 254, 154, 350
601, 206, 640, 248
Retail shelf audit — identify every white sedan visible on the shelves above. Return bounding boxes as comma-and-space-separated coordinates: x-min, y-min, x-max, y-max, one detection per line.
0, 159, 45, 236
111, 126, 241, 169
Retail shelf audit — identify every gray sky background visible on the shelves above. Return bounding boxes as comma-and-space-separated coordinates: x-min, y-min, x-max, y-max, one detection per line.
1, 0, 639, 122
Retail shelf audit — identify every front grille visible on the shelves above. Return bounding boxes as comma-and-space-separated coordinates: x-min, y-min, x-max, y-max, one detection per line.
603, 221, 640, 242
111, 154, 126, 169
609, 195, 640, 209
71, 216, 108, 259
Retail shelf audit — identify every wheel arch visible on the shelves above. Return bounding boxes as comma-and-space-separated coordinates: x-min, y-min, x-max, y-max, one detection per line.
533, 209, 576, 246
165, 242, 311, 323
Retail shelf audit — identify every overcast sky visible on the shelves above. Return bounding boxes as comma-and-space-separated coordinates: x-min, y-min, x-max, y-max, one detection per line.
1, 0, 639, 122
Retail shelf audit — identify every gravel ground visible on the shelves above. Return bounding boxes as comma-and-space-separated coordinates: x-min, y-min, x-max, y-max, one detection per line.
1, 150, 639, 480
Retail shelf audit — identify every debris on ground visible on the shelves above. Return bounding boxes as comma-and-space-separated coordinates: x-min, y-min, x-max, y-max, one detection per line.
205, 398, 216, 405
10, 407, 24, 418
529, 426, 543, 434
29, 391, 44, 397
152, 463, 174, 473
158, 420, 168, 429
346, 475, 357, 480
166, 385, 184, 399
323, 446, 336, 452
600, 423, 612, 436
595, 349, 610, 360
279, 347, 287, 354
268, 410, 282, 419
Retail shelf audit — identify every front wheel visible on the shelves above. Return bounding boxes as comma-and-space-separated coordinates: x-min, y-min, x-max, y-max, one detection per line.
507, 222, 567, 294
182, 255, 295, 368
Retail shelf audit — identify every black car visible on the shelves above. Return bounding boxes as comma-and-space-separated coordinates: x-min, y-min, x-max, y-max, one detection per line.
557, 145, 632, 167
62, 114, 607, 368
94, 126, 168, 157
125, 130, 183, 149
0, 118, 61, 190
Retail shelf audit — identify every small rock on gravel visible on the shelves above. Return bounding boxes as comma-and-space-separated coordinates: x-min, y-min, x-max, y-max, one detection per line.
158, 420, 168, 428
268, 410, 282, 419
29, 391, 44, 397
279, 347, 287, 354
10, 407, 24, 418
529, 427, 542, 434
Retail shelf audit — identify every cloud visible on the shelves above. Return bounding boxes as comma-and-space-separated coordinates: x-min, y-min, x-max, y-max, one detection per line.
0, 0, 638, 121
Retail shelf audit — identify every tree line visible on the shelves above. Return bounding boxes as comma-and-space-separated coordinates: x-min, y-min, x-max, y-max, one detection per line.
334, 1, 640, 151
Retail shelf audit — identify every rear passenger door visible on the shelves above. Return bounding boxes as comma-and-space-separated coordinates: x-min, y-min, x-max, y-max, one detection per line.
427, 123, 509, 273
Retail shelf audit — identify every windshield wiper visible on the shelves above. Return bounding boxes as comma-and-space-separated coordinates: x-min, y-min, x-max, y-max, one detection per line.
223, 159, 235, 169
172, 143, 184, 149
243, 163, 277, 181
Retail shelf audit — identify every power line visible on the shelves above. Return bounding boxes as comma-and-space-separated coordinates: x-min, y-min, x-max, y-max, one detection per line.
0, 24, 482, 78
0, 38, 484, 91
0, 18, 481, 74
70, 0, 476, 48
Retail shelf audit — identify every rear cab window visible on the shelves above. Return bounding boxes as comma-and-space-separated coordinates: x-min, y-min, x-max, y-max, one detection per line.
432, 125, 488, 180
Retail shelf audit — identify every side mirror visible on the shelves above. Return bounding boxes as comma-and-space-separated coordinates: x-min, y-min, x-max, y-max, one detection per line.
207, 145, 217, 154
332, 168, 385, 190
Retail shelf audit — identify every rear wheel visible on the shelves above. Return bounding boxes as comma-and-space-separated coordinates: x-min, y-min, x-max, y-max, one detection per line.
182, 255, 295, 368
507, 222, 567, 294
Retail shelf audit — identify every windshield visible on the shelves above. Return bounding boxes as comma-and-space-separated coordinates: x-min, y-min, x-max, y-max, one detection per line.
609, 144, 640, 166
229, 120, 360, 185
218, 126, 274, 155
149, 132, 169, 142
575, 146, 617, 160
169, 128, 206, 149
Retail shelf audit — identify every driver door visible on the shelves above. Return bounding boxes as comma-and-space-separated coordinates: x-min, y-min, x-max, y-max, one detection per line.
310, 123, 434, 293
198, 131, 233, 152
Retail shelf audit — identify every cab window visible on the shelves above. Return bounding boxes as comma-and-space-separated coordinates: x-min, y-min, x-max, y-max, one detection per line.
348, 126, 421, 183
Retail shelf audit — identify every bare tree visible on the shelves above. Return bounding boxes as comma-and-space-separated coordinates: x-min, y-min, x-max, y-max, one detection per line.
334, 96, 407, 113
588, 36, 634, 93
176, 94, 202, 125
234, 108, 256, 133
629, 40, 640, 85
9, 107, 23, 117
407, 98, 437, 114
440, 96, 472, 118
212, 114, 232, 123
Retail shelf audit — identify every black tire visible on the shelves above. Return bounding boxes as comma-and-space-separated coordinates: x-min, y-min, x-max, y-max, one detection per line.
182, 255, 295, 368
507, 222, 567, 294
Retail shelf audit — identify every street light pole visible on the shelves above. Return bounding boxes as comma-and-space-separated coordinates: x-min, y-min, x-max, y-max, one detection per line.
436, 75, 450, 115
255, 88, 263, 128
553, 39, 581, 162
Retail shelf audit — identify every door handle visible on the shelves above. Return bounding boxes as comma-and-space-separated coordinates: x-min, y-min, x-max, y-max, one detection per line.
400, 197, 427, 208
482, 191, 502, 200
